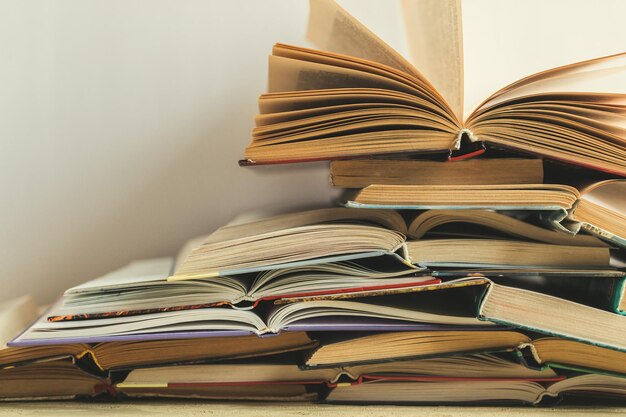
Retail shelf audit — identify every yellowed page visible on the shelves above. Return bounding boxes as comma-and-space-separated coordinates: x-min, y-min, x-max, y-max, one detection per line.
268, 54, 420, 95
474, 53, 626, 114
401, 0, 464, 121
307, 0, 418, 78
579, 180, 626, 216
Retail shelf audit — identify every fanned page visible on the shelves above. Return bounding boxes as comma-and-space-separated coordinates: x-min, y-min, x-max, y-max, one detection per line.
244, 0, 460, 164
307, 0, 418, 79
465, 53, 626, 175
570, 180, 626, 246
244, 0, 626, 175
473, 53, 626, 111
579, 180, 626, 215
169, 208, 411, 280
401, 0, 464, 120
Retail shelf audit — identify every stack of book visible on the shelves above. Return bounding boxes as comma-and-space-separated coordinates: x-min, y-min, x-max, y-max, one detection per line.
3, 0, 626, 406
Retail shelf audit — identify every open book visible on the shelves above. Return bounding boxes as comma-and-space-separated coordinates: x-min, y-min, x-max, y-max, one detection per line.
11, 282, 492, 345
115, 354, 558, 400
0, 294, 318, 371
169, 208, 609, 280
306, 329, 626, 379
325, 373, 626, 405
305, 330, 530, 367
51, 257, 435, 319
242, 0, 626, 176
344, 180, 626, 246
0, 331, 316, 373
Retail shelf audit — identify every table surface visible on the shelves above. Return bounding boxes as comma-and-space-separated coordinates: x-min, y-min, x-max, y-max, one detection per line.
1, 401, 626, 417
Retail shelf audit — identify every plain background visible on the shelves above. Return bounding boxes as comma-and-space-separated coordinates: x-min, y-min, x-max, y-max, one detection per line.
1, 0, 625, 305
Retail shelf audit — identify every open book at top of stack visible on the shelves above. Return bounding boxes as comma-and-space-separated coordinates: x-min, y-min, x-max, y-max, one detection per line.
241, 0, 626, 177
240, 0, 626, 247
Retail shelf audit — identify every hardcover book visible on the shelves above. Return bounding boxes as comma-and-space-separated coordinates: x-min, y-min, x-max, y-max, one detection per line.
242, 0, 626, 176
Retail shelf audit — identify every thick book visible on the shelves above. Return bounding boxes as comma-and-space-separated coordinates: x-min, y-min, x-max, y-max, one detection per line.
241, 0, 626, 176
168, 208, 608, 280
324, 374, 626, 405
0, 360, 110, 401
304, 330, 530, 367
330, 158, 544, 188
518, 337, 626, 378
478, 283, 626, 352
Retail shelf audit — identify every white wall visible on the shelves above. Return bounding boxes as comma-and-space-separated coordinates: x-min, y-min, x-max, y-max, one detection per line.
1, 0, 624, 304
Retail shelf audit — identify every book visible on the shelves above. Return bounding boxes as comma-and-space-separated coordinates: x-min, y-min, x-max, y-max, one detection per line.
404, 238, 608, 269
519, 337, 626, 378
324, 374, 626, 405
0, 331, 316, 372
115, 353, 558, 396
280, 278, 626, 355
567, 179, 626, 247
343, 183, 579, 212
307, 331, 626, 379
168, 208, 609, 280
304, 330, 531, 367
344, 180, 626, 245
407, 209, 605, 247
478, 283, 626, 352
0, 291, 319, 369
51, 257, 436, 319
11, 287, 493, 345
434, 269, 626, 314
0, 360, 110, 401
242, 0, 626, 176
330, 158, 544, 188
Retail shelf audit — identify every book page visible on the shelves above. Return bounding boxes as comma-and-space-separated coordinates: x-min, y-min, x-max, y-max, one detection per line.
307, 0, 418, 78
267, 54, 418, 94
401, 0, 464, 121
580, 180, 626, 216
476, 53, 626, 112
462, 0, 626, 119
